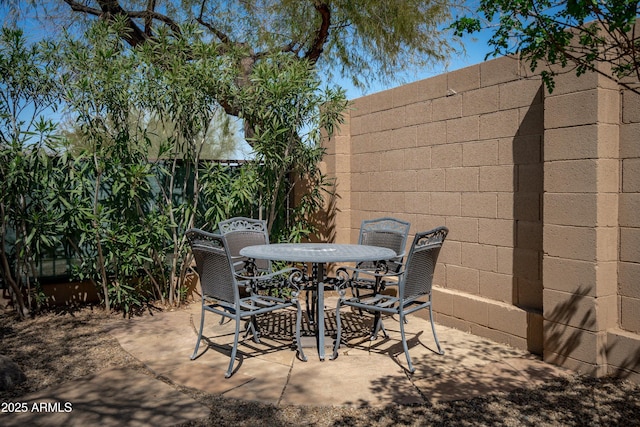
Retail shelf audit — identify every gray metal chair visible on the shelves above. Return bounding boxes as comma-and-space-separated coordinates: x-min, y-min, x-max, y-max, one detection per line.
186, 228, 307, 378
331, 226, 448, 373
218, 217, 271, 274
350, 217, 411, 303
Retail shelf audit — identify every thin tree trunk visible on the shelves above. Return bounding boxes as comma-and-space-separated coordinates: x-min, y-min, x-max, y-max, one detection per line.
0, 254, 27, 319
16, 195, 35, 310
92, 167, 110, 311
167, 156, 179, 306
0, 202, 27, 318
266, 137, 294, 235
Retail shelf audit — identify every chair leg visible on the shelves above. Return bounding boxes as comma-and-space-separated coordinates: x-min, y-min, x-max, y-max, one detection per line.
226, 317, 242, 378
351, 284, 364, 316
371, 312, 388, 340
294, 300, 307, 362
306, 290, 315, 324
242, 319, 253, 339
191, 307, 206, 360
249, 315, 261, 343
398, 312, 415, 374
330, 301, 343, 360
219, 307, 233, 324
428, 305, 444, 355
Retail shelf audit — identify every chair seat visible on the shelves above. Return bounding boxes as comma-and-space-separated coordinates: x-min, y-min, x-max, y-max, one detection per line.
343, 294, 400, 312
343, 294, 432, 315
238, 294, 294, 314
204, 294, 294, 317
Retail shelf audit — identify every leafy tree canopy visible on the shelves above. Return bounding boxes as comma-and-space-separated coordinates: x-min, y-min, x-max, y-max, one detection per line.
452, 0, 640, 93
5, 0, 458, 93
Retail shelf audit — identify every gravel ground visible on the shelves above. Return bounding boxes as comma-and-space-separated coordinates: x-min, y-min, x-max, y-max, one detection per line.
2, 305, 640, 426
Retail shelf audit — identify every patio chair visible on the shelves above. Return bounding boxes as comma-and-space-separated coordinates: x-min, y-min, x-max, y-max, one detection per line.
218, 217, 271, 275
349, 217, 411, 302
219, 217, 304, 331
331, 226, 448, 373
186, 228, 307, 378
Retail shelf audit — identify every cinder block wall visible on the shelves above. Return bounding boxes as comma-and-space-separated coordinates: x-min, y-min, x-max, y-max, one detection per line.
619, 88, 640, 334
542, 66, 620, 377
609, 87, 640, 380
322, 55, 640, 381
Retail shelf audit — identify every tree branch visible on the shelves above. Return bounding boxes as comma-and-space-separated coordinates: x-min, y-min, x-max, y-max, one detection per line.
63, 0, 102, 17
304, 1, 331, 64
254, 41, 300, 60
63, 0, 147, 46
561, 48, 640, 95
145, 0, 157, 36
197, 0, 231, 44
126, 9, 182, 37
64, 0, 181, 46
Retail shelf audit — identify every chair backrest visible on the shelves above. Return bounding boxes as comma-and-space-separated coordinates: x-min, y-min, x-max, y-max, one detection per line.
358, 217, 411, 271
400, 226, 448, 300
218, 217, 270, 272
186, 228, 238, 304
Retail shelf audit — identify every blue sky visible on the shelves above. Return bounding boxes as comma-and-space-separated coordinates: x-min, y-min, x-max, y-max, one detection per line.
335, 29, 496, 100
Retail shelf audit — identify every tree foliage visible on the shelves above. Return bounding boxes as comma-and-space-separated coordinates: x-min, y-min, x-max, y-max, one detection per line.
7, 1, 456, 108
0, 27, 65, 318
0, 1, 460, 316
0, 19, 347, 315
56, 18, 347, 311
452, 0, 640, 93
2, 0, 450, 316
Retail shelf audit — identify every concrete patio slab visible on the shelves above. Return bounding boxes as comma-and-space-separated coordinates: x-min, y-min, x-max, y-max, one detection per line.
159, 361, 254, 395
3, 300, 574, 426
221, 356, 294, 404
1, 367, 210, 427
128, 301, 567, 408
281, 354, 423, 407
411, 356, 571, 403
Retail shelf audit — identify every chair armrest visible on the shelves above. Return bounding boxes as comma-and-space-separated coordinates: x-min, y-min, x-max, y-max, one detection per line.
333, 265, 403, 294
228, 256, 246, 271
338, 265, 403, 280
235, 266, 299, 281
236, 267, 306, 294
357, 254, 406, 273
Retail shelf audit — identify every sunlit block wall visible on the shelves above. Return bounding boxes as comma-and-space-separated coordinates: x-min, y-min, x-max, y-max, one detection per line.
321, 55, 640, 383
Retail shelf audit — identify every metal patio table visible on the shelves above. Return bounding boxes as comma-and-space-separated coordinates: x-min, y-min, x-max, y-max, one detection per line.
240, 243, 396, 360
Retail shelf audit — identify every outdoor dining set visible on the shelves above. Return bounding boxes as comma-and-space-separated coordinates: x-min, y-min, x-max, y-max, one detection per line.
186, 217, 449, 378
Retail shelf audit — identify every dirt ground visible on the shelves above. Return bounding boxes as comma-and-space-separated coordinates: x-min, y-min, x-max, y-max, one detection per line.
2, 304, 640, 426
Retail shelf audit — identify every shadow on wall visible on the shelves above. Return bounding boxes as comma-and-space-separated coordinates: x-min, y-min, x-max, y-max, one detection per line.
543, 286, 594, 367
309, 180, 339, 244
512, 85, 544, 355
544, 285, 640, 379
605, 333, 640, 380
